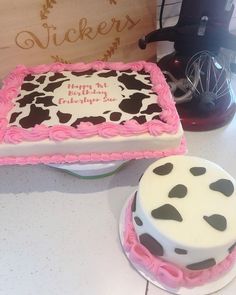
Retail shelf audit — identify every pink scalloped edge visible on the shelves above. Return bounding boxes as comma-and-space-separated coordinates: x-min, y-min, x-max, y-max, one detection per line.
0, 136, 186, 165
122, 196, 236, 290
0, 61, 181, 145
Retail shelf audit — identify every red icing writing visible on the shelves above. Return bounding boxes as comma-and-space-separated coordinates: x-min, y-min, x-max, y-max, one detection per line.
68, 84, 92, 90
58, 82, 116, 105
59, 97, 101, 105
67, 82, 107, 90
68, 90, 108, 97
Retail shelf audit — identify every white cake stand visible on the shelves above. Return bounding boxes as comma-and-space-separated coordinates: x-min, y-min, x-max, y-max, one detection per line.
47, 160, 129, 179
119, 194, 236, 295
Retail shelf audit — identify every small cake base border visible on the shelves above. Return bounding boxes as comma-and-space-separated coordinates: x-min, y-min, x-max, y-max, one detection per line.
119, 194, 236, 295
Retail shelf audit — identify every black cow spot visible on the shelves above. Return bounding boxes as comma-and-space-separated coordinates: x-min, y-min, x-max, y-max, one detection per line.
229, 242, 236, 253
153, 162, 173, 175
151, 204, 183, 222
36, 75, 46, 84
118, 73, 152, 90
110, 112, 122, 121
16, 91, 45, 107
152, 114, 166, 123
186, 258, 216, 270
144, 76, 152, 84
71, 116, 106, 127
103, 110, 111, 114
134, 216, 143, 226
97, 70, 118, 78
209, 179, 234, 197
131, 191, 137, 212
135, 70, 151, 83
138, 173, 144, 183
19, 104, 51, 128
24, 74, 35, 82
137, 70, 147, 75
139, 233, 164, 256
132, 116, 147, 124
71, 70, 96, 77
120, 70, 132, 73
49, 72, 67, 81
21, 83, 39, 91
118, 93, 149, 114
9, 112, 22, 124
43, 79, 70, 92
119, 85, 125, 91
35, 96, 57, 107
203, 214, 227, 231
168, 184, 188, 199
175, 248, 188, 255
57, 111, 72, 123
152, 115, 161, 121
190, 167, 206, 176
141, 103, 162, 115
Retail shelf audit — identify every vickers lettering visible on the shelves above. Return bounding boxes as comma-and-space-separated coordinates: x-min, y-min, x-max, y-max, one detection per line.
15, 15, 140, 50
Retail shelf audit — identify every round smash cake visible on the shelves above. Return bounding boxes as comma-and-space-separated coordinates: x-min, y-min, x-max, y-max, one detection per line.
120, 155, 236, 293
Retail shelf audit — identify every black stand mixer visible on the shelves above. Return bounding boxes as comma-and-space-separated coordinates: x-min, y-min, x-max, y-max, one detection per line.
139, 0, 236, 131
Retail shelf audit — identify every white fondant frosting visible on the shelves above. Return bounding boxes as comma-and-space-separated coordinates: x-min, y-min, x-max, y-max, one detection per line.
133, 155, 236, 269
0, 62, 185, 164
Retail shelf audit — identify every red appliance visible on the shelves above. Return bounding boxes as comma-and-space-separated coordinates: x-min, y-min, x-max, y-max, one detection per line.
139, 0, 236, 131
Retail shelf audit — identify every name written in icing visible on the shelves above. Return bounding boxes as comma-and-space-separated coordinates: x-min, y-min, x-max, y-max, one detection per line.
15, 15, 140, 49
58, 97, 116, 105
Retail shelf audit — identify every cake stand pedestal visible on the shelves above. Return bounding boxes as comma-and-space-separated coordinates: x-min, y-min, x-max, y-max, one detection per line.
47, 160, 129, 179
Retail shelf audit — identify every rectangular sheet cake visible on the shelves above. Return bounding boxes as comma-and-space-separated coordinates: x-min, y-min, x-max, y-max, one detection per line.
0, 61, 185, 165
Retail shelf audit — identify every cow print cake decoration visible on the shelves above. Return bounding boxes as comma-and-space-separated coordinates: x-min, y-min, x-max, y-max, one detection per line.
186, 258, 216, 270
190, 166, 206, 176
209, 179, 234, 197
8, 68, 159, 129
134, 216, 143, 226
229, 242, 236, 253
153, 162, 173, 175
203, 214, 227, 231
168, 184, 188, 198
131, 155, 236, 273
131, 192, 137, 213
175, 248, 188, 255
0, 61, 184, 165
151, 204, 183, 222
139, 233, 164, 256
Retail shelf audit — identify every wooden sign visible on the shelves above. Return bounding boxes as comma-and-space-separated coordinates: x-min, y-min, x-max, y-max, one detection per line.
0, 0, 156, 80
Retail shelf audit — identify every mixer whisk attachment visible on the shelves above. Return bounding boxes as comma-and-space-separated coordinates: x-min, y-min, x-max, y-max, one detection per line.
185, 51, 231, 113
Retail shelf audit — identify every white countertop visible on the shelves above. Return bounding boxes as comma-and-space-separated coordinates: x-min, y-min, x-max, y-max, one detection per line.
0, 109, 236, 294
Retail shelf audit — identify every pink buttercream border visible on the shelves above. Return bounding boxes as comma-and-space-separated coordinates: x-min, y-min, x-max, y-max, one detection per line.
0, 61, 180, 144
0, 136, 186, 165
122, 196, 236, 290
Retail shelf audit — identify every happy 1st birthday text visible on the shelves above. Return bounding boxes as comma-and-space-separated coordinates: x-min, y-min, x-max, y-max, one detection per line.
58, 82, 117, 105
